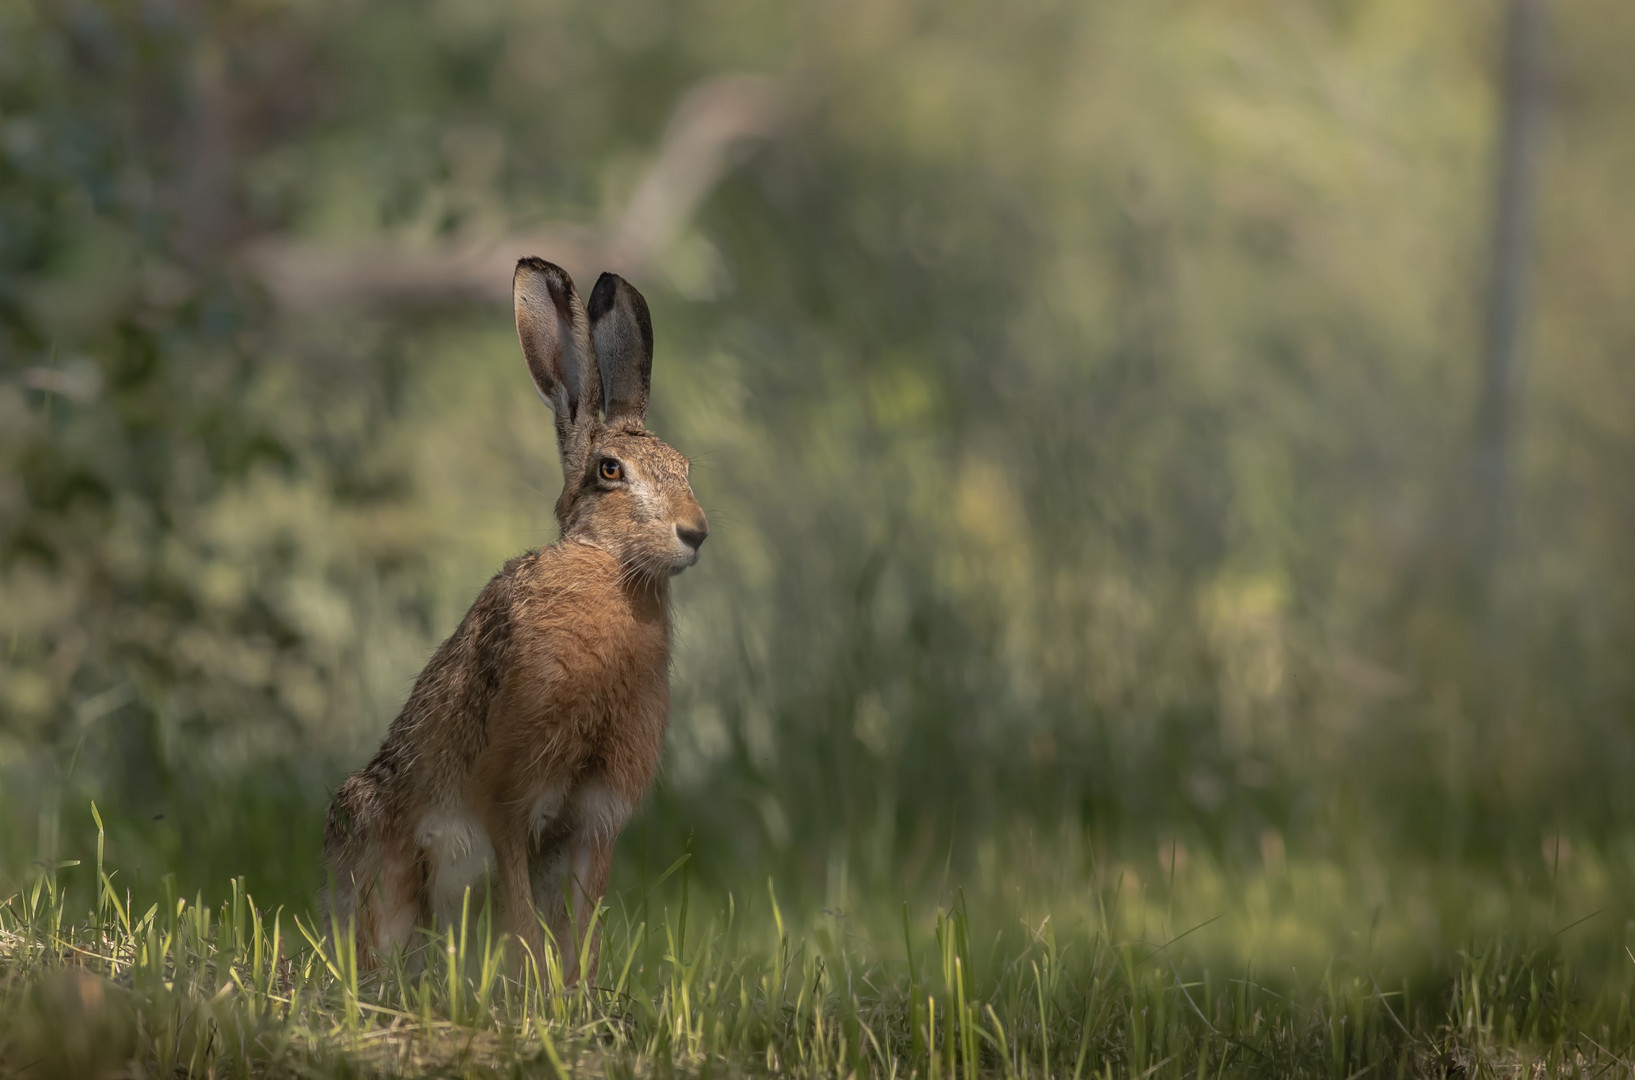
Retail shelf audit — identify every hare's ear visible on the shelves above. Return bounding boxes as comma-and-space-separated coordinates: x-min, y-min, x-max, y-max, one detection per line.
514, 258, 601, 464
588, 272, 654, 428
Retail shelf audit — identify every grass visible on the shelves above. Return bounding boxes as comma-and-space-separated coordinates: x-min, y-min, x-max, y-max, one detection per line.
2, 810, 1634, 1077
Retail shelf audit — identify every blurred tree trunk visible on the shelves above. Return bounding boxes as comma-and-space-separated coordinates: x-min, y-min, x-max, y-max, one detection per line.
1473, 0, 1548, 592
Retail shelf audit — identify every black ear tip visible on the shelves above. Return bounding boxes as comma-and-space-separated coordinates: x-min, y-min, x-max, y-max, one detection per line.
588, 271, 653, 349
587, 272, 622, 321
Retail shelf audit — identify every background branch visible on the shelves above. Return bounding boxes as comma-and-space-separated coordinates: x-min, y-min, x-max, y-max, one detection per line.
241, 74, 784, 309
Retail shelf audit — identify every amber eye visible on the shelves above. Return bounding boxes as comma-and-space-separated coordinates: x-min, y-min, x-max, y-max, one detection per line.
598, 459, 624, 482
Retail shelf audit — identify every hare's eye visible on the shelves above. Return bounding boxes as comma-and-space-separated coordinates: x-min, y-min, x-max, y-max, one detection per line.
599, 459, 624, 482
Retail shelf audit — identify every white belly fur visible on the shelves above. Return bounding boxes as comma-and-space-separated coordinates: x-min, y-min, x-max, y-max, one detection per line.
415, 782, 633, 925
573, 780, 634, 841
417, 808, 495, 925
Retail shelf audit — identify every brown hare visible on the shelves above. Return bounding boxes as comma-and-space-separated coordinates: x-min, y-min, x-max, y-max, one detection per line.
322, 257, 707, 982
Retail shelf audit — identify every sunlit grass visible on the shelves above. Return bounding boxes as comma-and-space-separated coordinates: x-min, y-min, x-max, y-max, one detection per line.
3, 809, 1633, 1077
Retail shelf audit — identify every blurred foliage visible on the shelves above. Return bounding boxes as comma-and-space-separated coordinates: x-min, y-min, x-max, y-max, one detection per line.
1, 0, 1634, 916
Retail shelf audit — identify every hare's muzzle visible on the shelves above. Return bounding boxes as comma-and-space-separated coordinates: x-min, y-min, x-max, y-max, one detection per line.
677, 522, 708, 552
671, 515, 708, 572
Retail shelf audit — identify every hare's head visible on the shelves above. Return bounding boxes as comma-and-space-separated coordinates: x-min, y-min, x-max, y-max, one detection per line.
514, 258, 708, 578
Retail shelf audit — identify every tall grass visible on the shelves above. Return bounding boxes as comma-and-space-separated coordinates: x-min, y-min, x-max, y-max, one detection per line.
3, 808, 1632, 1078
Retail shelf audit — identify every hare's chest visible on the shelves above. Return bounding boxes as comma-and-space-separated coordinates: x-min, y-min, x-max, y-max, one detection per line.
502, 611, 670, 778
575, 631, 671, 769
564, 611, 666, 705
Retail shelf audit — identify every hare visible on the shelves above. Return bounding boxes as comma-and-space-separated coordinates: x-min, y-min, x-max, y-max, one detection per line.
322, 258, 707, 982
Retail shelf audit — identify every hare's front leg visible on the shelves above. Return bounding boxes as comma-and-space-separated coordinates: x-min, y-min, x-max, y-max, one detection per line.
484, 811, 546, 974
553, 778, 637, 985
556, 832, 615, 986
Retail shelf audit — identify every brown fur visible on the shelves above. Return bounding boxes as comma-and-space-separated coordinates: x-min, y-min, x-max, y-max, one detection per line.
322, 260, 706, 982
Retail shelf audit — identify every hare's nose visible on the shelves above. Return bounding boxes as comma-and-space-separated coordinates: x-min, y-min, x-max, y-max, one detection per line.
677, 522, 709, 551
